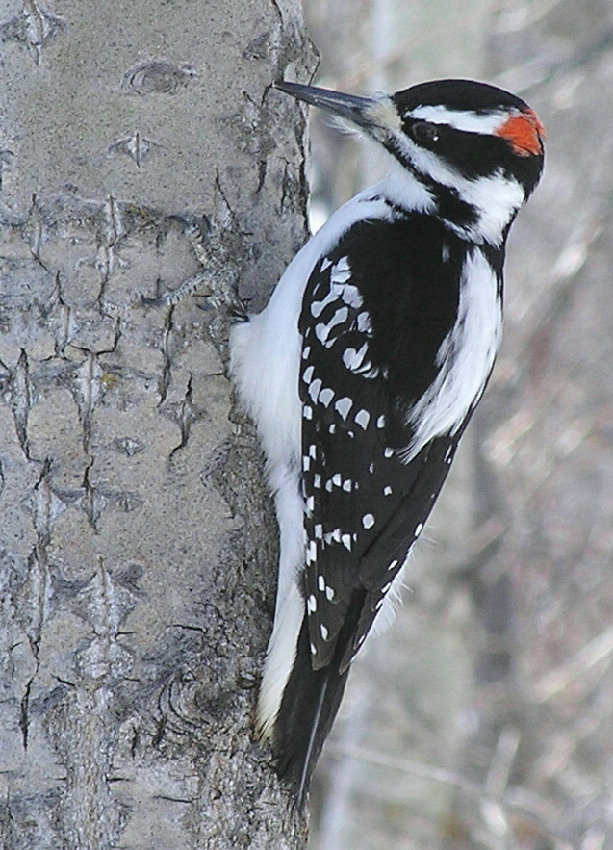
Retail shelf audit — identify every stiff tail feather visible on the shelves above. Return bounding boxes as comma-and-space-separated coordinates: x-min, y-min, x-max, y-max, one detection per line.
270, 590, 366, 809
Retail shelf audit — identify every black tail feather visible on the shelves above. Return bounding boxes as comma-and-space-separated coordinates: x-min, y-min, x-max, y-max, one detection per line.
271, 589, 366, 810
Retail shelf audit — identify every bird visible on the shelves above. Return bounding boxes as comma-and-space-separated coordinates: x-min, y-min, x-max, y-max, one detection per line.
228, 77, 545, 809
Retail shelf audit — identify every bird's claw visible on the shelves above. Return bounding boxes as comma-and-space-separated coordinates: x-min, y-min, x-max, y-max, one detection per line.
142, 219, 246, 320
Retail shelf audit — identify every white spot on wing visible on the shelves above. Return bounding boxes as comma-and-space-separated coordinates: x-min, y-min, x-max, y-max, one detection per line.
355, 409, 370, 429
343, 343, 368, 372
315, 306, 348, 346
342, 284, 363, 308
362, 513, 375, 529
330, 256, 350, 282
335, 397, 352, 419
319, 387, 334, 407
311, 288, 340, 319
357, 311, 371, 333
308, 378, 322, 402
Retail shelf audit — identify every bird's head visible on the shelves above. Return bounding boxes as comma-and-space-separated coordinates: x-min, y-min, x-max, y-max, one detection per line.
276, 78, 545, 245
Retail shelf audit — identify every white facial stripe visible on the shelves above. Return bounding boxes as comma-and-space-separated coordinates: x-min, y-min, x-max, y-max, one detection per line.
408, 104, 511, 135
391, 134, 523, 244
458, 172, 524, 244
381, 160, 436, 215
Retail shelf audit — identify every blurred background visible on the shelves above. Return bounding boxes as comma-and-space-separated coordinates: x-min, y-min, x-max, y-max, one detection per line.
300, 1, 612, 848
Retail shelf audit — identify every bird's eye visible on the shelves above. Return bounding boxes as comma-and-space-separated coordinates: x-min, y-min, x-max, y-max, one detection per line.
409, 121, 441, 146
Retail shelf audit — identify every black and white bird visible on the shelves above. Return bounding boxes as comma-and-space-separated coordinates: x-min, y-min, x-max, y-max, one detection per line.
229, 78, 545, 808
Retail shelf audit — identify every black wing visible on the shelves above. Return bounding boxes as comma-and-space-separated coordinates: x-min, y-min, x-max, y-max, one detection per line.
298, 214, 473, 672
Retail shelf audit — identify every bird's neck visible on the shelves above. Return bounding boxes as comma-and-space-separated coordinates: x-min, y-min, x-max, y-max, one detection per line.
379, 161, 524, 248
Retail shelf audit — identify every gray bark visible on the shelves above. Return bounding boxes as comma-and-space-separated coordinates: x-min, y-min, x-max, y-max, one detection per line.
0, 1, 316, 847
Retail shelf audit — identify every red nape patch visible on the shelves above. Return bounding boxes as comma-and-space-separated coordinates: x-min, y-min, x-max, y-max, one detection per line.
496, 109, 545, 157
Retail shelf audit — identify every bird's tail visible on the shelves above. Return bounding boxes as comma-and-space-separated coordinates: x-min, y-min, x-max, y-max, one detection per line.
269, 591, 365, 810
271, 615, 350, 809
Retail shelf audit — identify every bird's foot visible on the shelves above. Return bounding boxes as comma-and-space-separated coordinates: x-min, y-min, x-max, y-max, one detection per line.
142, 218, 246, 321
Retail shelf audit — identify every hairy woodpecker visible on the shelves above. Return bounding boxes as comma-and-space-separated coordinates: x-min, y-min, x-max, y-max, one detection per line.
229, 78, 545, 808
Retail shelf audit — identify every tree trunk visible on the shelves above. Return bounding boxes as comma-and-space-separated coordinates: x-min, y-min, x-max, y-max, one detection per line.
0, 1, 316, 847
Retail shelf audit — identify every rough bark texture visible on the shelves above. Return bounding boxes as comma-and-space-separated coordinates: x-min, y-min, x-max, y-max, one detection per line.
0, 1, 316, 847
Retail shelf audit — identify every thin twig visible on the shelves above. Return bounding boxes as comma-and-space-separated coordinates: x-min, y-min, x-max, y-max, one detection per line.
530, 628, 613, 703
326, 742, 492, 799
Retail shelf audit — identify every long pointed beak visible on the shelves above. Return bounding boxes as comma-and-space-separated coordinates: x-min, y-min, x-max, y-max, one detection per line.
275, 81, 379, 130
